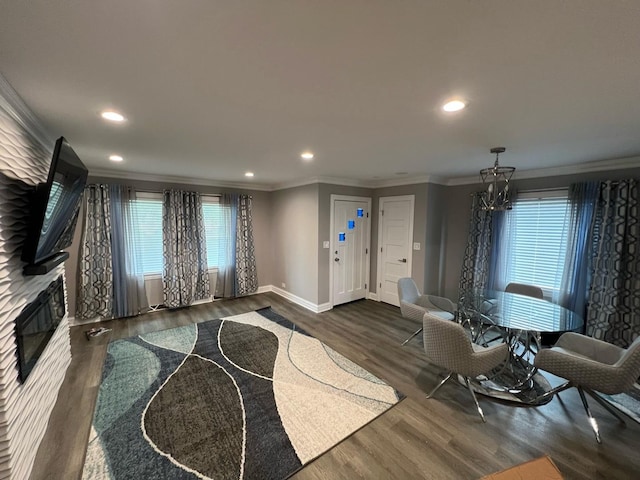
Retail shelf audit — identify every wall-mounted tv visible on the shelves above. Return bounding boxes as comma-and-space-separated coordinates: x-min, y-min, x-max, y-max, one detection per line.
21, 137, 88, 274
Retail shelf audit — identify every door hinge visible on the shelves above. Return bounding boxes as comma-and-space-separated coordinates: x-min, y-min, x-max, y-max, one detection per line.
365, 283, 367, 289
366, 212, 369, 218
380, 282, 382, 288
365, 248, 368, 254
381, 209, 384, 216
380, 247, 383, 252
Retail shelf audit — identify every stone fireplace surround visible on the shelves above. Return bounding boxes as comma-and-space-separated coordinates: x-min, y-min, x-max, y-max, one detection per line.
0, 75, 72, 480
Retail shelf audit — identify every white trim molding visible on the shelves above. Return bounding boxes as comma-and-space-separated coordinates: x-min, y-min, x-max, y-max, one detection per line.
269, 286, 332, 313
367, 292, 379, 301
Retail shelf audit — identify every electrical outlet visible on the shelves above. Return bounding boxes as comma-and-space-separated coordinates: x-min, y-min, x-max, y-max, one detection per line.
323, 240, 330, 249
413, 242, 421, 250
281, 282, 286, 289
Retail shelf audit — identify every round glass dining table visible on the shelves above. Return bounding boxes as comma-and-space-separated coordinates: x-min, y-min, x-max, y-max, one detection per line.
458, 290, 584, 404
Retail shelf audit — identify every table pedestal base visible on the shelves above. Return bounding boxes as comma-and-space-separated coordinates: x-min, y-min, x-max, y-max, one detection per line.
461, 372, 554, 406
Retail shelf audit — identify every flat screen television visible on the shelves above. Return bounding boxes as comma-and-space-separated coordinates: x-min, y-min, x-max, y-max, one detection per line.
21, 136, 88, 274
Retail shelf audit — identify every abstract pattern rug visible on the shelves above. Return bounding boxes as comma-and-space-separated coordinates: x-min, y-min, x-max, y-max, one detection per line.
82, 307, 403, 479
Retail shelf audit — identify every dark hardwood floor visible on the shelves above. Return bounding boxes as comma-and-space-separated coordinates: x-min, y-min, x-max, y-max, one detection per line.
31, 293, 640, 479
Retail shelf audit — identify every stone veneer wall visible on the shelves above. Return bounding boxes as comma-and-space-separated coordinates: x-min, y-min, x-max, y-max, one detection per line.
0, 76, 71, 479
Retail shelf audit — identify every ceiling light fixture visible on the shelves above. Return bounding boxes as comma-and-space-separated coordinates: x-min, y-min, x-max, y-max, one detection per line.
442, 100, 466, 112
480, 147, 515, 211
300, 151, 314, 160
245, 172, 254, 177
101, 110, 125, 122
109, 154, 123, 162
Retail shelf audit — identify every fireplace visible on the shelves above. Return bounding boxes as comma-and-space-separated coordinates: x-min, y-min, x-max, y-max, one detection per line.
14, 276, 65, 383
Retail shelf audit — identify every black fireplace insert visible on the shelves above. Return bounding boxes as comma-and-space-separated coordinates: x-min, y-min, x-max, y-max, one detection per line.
14, 276, 65, 383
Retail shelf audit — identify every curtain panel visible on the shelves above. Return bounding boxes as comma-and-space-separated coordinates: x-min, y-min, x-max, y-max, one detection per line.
110, 185, 149, 318
77, 185, 113, 320
559, 181, 599, 318
215, 193, 237, 298
235, 194, 258, 296
458, 192, 499, 300
586, 179, 640, 347
162, 189, 210, 308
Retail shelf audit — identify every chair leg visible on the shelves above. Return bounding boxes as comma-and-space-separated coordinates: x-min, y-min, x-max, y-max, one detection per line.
464, 377, 486, 423
426, 372, 452, 399
585, 389, 627, 425
533, 381, 572, 404
577, 387, 602, 444
401, 327, 423, 346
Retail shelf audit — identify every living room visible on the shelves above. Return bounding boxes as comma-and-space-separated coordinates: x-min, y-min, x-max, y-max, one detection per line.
1, 3, 639, 479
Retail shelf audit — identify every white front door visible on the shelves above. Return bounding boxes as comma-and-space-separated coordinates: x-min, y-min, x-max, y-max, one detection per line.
331, 196, 371, 306
377, 195, 414, 306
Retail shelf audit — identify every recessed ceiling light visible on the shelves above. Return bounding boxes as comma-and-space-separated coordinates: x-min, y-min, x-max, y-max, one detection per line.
109, 154, 123, 162
245, 172, 254, 177
300, 151, 314, 160
442, 100, 466, 112
101, 110, 125, 122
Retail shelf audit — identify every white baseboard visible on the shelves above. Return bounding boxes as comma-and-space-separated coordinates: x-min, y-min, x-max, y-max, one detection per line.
256, 285, 272, 294
367, 292, 379, 301
268, 286, 332, 314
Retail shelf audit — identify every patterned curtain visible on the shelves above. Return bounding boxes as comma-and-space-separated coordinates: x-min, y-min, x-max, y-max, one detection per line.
162, 190, 210, 308
235, 195, 258, 296
586, 179, 640, 347
77, 185, 113, 320
110, 185, 149, 318
458, 192, 496, 300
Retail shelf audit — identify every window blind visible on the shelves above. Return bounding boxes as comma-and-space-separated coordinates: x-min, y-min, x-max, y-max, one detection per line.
505, 192, 570, 296
132, 194, 163, 275
201, 196, 227, 269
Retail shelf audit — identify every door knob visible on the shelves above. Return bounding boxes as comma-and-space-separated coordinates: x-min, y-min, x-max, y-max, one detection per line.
398, 258, 407, 263
334, 258, 340, 262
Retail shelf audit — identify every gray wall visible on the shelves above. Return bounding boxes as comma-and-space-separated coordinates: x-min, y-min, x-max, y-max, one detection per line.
271, 183, 319, 304
65, 176, 273, 317
441, 166, 640, 300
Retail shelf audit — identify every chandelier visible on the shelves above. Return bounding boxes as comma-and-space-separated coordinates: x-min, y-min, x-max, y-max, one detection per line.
480, 147, 515, 211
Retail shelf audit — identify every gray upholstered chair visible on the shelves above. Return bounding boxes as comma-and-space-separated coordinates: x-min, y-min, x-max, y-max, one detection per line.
397, 278, 456, 346
422, 311, 508, 422
534, 333, 640, 443
505, 282, 544, 299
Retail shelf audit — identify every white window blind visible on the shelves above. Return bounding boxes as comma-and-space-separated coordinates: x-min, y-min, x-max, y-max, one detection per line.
201, 196, 227, 269
132, 193, 163, 275
503, 191, 570, 298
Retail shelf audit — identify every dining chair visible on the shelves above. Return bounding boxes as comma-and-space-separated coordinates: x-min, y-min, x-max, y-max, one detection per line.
534, 333, 640, 443
397, 278, 455, 346
422, 311, 508, 422
505, 282, 544, 299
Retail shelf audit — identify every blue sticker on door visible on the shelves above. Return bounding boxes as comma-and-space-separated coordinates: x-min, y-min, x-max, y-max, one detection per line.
357, 208, 364, 217
338, 232, 346, 242
347, 220, 355, 229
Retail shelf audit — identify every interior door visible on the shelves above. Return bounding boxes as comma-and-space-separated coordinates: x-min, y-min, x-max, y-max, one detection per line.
332, 198, 370, 306
378, 196, 414, 306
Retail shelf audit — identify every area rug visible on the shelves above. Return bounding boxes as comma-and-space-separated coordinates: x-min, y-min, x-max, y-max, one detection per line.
602, 383, 640, 424
82, 307, 403, 479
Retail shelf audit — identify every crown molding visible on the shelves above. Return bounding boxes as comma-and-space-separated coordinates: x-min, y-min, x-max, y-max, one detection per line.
369, 174, 447, 188
271, 176, 372, 191
0, 73, 54, 151
88, 168, 274, 191
445, 155, 640, 186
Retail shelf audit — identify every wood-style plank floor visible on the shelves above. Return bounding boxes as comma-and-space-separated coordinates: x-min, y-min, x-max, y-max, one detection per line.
31, 293, 640, 479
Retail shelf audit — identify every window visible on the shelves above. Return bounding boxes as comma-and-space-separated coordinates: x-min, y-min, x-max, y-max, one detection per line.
201, 196, 227, 269
131, 193, 227, 275
132, 193, 163, 275
500, 190, 570, 300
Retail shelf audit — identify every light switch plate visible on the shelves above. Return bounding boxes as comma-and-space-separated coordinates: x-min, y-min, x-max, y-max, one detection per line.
323, 241, 330, 249
413, 242, 421, 250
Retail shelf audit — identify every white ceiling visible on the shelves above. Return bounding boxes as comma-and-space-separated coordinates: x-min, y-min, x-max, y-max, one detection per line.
1, 1, 640, 189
